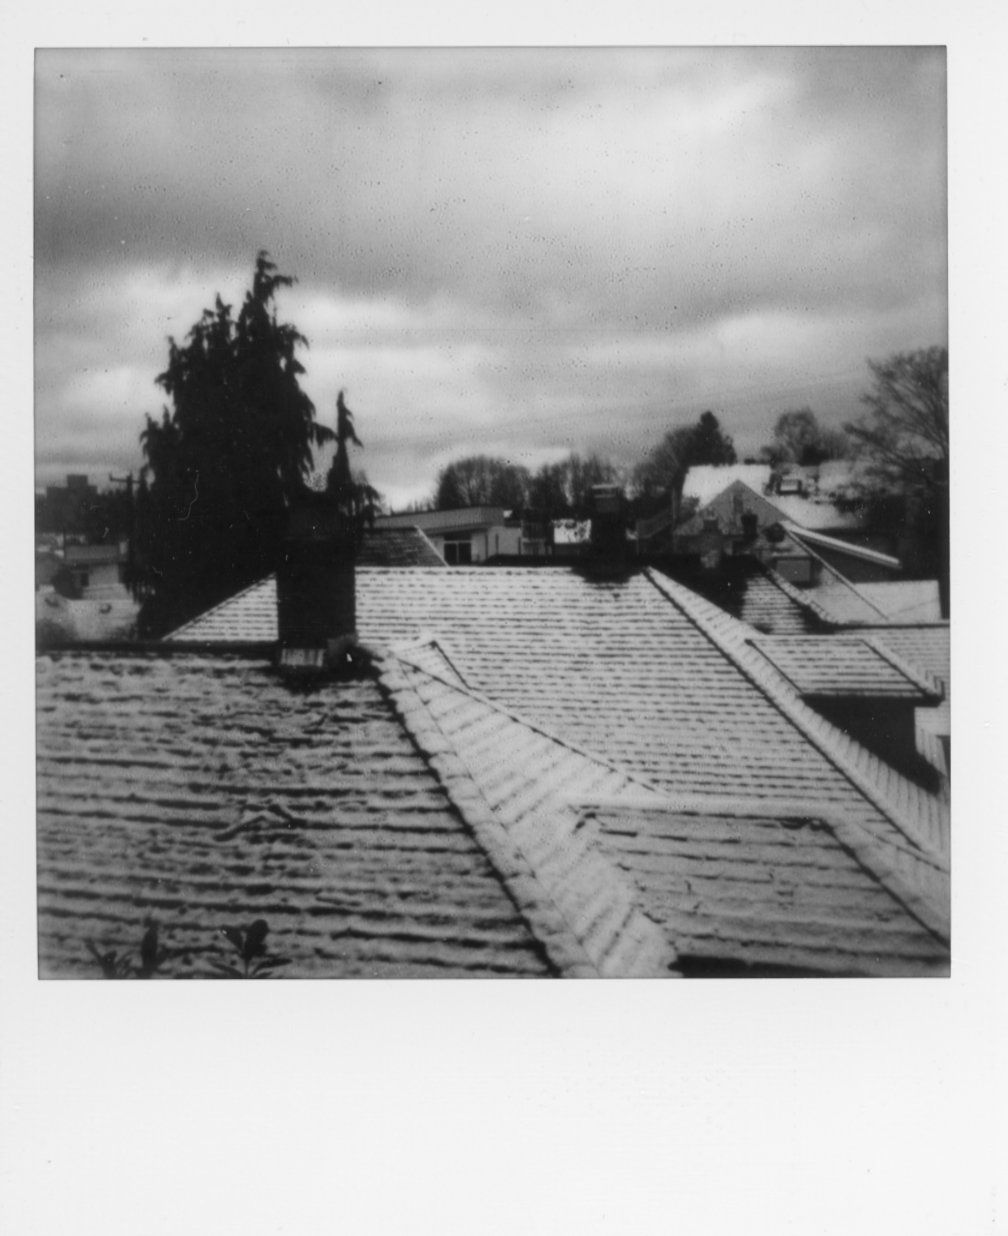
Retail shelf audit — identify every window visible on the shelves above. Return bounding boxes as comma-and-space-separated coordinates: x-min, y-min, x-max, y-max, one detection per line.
442, 535, 472, 566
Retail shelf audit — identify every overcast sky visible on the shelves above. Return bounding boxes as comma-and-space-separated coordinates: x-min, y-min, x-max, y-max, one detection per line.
35, 46, 946, 509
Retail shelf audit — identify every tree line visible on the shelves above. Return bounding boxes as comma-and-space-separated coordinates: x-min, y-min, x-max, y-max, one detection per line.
107, 253, 948, 634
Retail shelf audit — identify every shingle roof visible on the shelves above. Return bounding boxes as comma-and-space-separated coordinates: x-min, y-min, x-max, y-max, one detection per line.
376, 651, 947, 975
644, 570, 951, 875
583, 801, 948, 976
377, 654, 676, 977
36, 651, 554, 979
169, 567, 948, 855
862, 625, 950, 697
358, 525, 446, 567
749, 636, 942, 702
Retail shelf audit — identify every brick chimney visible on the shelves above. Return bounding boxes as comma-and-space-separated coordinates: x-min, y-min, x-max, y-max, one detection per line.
698, 512, 724, 571
589, 484, 627, 558
276, 492, 357, 672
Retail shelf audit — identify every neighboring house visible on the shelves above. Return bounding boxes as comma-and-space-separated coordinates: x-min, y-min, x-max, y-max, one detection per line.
551, 519, 592, 561
680, 464, 864, 540
375, 507, 522, 564
682, 464, 773, 508
36, 591, 139, 643
61, 542, 132, 600
668, 479, 901, 587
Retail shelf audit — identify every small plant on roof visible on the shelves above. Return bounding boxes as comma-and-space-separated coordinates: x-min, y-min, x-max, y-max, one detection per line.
210, 918, 291, 979
86, 920, 170, 979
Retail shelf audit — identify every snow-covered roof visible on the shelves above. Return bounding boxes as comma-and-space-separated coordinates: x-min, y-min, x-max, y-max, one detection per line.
682, 464, 772, 506
857, 581, 942, 623
749, 635, 941, 701
375, 507, 512, 533
171, 566, 948, 850
585, 800, 946, 976
36, 652, 555, 979
36, 556, 951, 977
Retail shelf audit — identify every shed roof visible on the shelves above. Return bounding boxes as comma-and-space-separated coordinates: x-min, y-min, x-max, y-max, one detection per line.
584, 801, 947, 976
749, 636, 942, 702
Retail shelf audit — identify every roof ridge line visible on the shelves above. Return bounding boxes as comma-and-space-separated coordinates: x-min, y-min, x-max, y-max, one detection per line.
823, 810, 950, 944
375, 656, 674, 978
643, 567, 950, 867
165, 572, 277, 640
578, 792, 948, 943
374, 657, 599, 977
748, 631, 943, 703
861, 633, 945, 700
763, 564, 856, 628
781, 527, 892, 618
387, 648, 676, 804
389, 633, 471, 687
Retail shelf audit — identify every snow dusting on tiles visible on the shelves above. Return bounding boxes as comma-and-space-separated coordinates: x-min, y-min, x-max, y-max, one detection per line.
583, 801, 948, 977
378, 652, 677, 977
171, 566, 950, 862
863, 625, 950, 697
36, 651, 554, 979
748, 636, 942, 701
645, 568, 951, 876
732, 569, 824, 635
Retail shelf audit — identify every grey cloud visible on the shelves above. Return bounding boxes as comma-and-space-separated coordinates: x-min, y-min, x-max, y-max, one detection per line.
34, 47, 947, 496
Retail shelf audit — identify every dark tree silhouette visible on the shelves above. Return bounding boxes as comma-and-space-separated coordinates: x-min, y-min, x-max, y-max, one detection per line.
843, 346, 949, 614
433, 455, 532, 510
326, 390, 380, 533
690, 410, 738, 467
632, 411, 736, 515
129, 253, 335, 635
763, 408, 848, 466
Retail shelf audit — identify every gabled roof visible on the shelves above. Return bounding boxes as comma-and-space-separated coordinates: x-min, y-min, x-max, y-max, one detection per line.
675, 479, 788, 539
36, 651, 554, 979
379, 648, 947, 976
170, 566, 950, 886
682, 465, 773, 507
680, 468, 860, 532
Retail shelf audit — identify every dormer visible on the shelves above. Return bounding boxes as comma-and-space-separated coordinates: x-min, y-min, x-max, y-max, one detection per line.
749, 635, 943, 787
